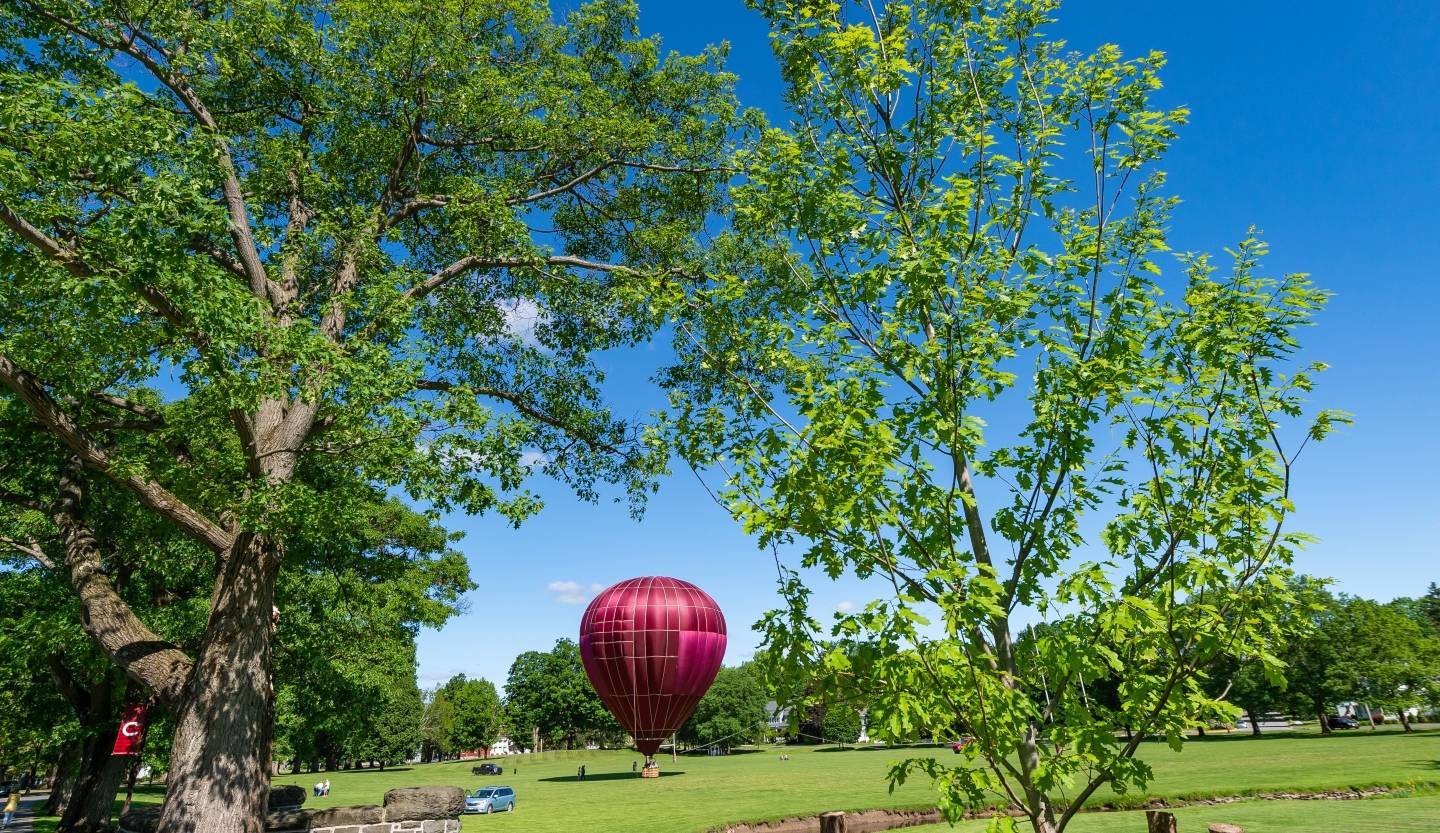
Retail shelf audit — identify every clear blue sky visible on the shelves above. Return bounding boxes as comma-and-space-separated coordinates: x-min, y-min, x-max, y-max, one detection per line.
416, 0, 1440, 690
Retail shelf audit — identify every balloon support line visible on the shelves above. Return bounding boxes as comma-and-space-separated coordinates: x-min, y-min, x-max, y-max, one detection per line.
686, 721, 861, 752
685, 718, 773, 752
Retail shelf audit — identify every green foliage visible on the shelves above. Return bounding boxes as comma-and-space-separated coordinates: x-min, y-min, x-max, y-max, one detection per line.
272, 495, 472, 769
662, 2, 1341, 829
821, 703, 864, 746
437, 675, 504, 753
0, 0, 741, 525
505, 638, 619, 749
679, 664, 770, 749
1, 1, 737, 817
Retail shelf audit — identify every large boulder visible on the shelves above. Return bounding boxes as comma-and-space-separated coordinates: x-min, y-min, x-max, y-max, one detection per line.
117, 807, 161, 833
308, 804, 386, 826
383, 787, 465, 821
267, 784, 307, 811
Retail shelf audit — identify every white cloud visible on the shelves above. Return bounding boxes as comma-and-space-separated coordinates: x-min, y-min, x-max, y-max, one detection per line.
835, 601, 855, 613
497, 297, 544, 343
519, 449, 550, 470
547, 580, 605, 605
417, 667, 468, 687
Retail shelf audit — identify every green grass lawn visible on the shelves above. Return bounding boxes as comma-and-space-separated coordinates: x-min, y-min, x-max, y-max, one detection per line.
33, 726, 1440, 832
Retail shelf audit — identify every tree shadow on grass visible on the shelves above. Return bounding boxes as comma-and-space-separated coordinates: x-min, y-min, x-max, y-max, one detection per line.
538, 771, 685, 782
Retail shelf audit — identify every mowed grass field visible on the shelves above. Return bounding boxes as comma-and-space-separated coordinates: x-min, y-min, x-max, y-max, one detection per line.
280, 726, 1440, 831
37, 726, 1440, 832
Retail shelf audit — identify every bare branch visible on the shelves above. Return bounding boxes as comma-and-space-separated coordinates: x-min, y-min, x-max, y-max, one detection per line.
416, 379, 633, 460
403, 254, 630, 302
50, 460, 193, 705
508, 162, 617, 206
0, 533, 52, 568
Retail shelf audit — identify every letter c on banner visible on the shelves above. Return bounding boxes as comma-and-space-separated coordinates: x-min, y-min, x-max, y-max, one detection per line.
112, 704, 149, 756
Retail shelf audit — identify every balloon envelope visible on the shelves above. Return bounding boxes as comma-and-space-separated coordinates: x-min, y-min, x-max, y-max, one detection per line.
579, 576, 727, 756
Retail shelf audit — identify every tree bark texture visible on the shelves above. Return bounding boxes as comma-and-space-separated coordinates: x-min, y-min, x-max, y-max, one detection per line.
154, 533, 283, 833
45, 741, 82, 817
59, 732, 127, 833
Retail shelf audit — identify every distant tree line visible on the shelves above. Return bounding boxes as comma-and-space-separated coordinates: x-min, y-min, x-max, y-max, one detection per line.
1008, 578, 1440, 740
1218, 579, 1440, 734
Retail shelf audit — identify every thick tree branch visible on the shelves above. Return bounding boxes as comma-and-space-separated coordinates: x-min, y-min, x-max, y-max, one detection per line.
0, 201, 213, 352
19, 2, 279, 306
0, 354, 233, 553
88, 392, 165, 426
51, 460, 193, 706
48, 653, 90, 715
0, 533, 53, 568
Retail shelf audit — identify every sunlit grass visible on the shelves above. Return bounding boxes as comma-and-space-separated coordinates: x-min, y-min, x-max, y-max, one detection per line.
36, 725, 1440, 832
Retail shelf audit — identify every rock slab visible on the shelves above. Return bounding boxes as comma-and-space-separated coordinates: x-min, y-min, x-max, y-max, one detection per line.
382, 787, 465, 821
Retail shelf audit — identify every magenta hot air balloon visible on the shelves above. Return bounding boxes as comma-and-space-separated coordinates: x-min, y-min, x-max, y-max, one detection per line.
579, 576, 727, 775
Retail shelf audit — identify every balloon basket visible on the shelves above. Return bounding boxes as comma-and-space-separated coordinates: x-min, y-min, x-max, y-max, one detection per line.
641, 764, 660, 778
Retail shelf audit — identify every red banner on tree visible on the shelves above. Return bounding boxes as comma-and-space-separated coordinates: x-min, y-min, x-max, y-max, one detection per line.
112, 704, 149, 756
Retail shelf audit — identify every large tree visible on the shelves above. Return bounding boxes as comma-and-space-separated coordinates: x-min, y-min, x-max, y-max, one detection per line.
272, 496, 469, 772
679, 664, 768, 751
437, 675, 503, 754
0, 0, 736, 829
663, 2, 1342, 831
505, 638, 617, 750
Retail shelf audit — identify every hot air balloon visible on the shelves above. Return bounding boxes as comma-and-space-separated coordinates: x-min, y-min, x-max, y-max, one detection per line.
579, 576, 727, 776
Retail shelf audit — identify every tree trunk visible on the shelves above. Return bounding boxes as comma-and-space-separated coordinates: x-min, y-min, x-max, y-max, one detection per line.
60, 733, 127, 833
121, 756, 140, 816
46, 741, 82, 816
1246, 708, 1262, 736
1401, 710, 1413, 733
1196, 726, 1206, 738
154, 533, 282, 833
1316, 703, 1331, 735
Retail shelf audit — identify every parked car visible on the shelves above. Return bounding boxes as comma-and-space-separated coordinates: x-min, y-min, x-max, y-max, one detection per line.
471, 763, 503, 775
950, 737, 975, 753
1327, 715, 1361, 729
464, 786, 516, 814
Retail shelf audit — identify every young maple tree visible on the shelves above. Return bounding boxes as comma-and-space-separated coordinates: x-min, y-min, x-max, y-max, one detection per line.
0, 0, 736, 829
662, 2, 1345, 831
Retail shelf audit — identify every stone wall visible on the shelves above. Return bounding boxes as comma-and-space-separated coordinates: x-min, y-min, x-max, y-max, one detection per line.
119, 786, 465, 833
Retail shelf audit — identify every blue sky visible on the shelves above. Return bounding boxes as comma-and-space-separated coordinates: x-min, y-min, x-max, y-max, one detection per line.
415, 0, 1440, 690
